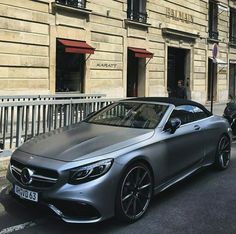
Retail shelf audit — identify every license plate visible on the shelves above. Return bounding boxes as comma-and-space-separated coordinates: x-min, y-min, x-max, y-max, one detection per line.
14, 185, 38, 202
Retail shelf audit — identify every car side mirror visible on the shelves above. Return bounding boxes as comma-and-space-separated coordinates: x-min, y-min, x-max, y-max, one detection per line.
165, 117, 181, 134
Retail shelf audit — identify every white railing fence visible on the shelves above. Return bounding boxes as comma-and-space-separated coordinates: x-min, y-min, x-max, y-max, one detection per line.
0, 94, 120, 151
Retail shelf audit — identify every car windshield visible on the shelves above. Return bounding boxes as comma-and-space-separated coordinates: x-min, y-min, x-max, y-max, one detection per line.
85, 102, 168, 129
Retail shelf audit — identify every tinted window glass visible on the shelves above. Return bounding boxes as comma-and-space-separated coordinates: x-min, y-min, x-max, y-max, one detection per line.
170, 105, 209, 125
170, 105, 195, 125
193, 106, 209, 120
86, 102, 168, 129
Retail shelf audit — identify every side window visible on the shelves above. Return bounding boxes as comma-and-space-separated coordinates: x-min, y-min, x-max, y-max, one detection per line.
170, 105, 195, 125
193, 106, 209, 121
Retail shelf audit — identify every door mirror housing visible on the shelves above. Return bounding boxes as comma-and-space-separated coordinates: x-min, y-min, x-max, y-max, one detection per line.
165, 117, 181, 134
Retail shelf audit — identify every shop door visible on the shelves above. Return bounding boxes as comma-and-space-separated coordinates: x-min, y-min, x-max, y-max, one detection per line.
167, 47, 188, 98
229, 63, 236, 98
127, 50, 139, 97
184, 50, 191, 98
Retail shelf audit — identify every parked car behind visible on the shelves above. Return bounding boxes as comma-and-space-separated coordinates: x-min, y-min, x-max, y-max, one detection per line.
7, 97, 232, 223
223, 97, 236, 135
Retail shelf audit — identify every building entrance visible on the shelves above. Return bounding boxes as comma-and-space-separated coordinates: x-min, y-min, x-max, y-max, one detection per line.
127, 50, 146, 97
229, 62, 236, 99
167, 47, 190, 98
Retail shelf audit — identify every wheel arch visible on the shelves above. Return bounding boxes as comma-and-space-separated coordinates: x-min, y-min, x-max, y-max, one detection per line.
118, 156, 156, 189
114, 155, 155, 221
214, 132, 231, 157
214, 132, 231, 170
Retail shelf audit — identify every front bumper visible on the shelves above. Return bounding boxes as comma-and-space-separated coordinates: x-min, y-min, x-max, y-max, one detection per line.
6, 156, 122, 223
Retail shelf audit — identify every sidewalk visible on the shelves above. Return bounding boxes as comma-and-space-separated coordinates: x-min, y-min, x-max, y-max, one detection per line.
0, 150, 12, 179
205, 102, 226, 116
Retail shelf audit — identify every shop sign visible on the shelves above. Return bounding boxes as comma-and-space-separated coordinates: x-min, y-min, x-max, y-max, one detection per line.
96, 63, 117, 69
166, 8, 193, 24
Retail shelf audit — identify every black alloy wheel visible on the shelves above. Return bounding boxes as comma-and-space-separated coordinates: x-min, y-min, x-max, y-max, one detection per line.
215, 135, 231, 170
115, 162, 153, 222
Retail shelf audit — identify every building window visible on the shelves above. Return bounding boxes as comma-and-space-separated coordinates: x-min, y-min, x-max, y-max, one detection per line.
208, 0, 218, 40
55, 0, 86, 9
230, 8, 236, 44
127, 0, 147, 23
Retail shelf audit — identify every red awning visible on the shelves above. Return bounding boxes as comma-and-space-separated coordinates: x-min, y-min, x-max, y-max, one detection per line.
58, 39, 95, 54
128, 47, 153, 58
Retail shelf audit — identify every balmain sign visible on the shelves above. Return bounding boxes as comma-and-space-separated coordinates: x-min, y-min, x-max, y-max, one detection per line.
166, 8, 193, 24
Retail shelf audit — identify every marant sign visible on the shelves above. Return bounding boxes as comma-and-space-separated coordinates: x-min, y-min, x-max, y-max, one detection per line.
166, 8, 194, 24
96, 63, 117, 68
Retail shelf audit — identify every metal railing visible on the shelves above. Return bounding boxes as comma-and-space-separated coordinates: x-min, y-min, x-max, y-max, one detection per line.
0, 93, 105, 102
208, 30, 219, 40
127, 10, 147, 24
230, 35, 236, 44
0, 97, 120, 150
55, 0, 86, 9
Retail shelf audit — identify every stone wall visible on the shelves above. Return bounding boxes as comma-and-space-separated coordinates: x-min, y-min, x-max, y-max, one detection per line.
0, 0, 50, 95
0, 0, 236, 103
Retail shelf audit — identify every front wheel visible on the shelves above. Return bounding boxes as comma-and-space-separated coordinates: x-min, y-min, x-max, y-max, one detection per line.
115, 162, 153, 222
214, 135, 231, 170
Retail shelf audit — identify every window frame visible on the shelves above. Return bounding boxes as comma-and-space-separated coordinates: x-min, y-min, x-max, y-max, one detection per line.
55, 0, 86, 9
85, 101, 169, 129
208, 0, 218, 40
127, 0, 147, 24
230, 8, 236, 44
169, 105, 211, 126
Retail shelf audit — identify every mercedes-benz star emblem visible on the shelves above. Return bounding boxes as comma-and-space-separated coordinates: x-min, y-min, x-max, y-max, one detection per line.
21, 168, 34, 185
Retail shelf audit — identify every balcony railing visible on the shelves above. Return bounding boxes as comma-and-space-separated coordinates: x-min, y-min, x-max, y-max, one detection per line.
230, 35, 236, 44
55, 0, 86, 9
209, 30, 219, 40
127, 10, 147, 24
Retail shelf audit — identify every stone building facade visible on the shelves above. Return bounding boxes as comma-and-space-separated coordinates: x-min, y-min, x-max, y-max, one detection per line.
0, 0, 236, 104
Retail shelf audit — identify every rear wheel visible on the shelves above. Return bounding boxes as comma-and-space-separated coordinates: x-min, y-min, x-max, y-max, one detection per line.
115, 162, 153, 222
214, 135, 231, 170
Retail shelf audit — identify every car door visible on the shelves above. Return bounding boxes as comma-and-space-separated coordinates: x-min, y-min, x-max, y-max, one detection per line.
159, 105, 205, 181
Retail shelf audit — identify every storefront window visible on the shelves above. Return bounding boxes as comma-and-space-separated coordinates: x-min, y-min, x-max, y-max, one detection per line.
56, 40, 85, 93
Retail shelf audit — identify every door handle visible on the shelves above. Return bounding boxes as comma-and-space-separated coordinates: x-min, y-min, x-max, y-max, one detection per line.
194, 125, 201, 131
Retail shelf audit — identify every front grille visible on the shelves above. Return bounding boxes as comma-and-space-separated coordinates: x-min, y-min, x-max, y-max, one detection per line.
10, 159, 58, 189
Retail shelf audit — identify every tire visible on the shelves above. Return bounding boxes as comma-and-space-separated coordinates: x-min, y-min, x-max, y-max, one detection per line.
214, 135, 231, 170
115, 162, 153, 222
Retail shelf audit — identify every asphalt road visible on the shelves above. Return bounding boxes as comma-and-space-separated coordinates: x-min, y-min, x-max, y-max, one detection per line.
1, 144, 236, 234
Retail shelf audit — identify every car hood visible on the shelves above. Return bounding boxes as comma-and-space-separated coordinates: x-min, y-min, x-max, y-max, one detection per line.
17, 122, 154, 162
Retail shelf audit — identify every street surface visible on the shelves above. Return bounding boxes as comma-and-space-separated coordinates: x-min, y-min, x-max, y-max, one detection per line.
0, 143, 236, 234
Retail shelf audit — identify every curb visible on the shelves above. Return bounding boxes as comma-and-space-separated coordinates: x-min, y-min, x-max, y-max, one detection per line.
0, 156, 10, 178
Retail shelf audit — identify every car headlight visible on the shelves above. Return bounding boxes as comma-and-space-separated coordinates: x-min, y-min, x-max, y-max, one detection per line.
69, 159, 113, 184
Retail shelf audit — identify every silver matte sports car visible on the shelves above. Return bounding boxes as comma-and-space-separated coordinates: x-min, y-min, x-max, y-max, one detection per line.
7, 97, 232, 223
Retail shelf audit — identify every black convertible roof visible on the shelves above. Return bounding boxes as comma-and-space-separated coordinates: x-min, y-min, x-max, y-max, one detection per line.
125, 97, 212, 115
